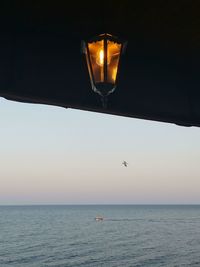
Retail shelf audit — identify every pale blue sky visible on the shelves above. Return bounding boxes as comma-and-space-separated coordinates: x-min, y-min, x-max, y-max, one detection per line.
0, 98, 200, 205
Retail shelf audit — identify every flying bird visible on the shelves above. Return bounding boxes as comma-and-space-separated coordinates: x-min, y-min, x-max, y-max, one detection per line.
122, 161, 128, 167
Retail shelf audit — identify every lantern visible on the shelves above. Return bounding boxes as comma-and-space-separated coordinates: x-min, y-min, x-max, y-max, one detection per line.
82, 33, 127, 107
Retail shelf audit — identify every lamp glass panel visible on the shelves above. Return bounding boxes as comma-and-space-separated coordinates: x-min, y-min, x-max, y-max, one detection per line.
107, 40, 121, 84
88, 40, 104, 84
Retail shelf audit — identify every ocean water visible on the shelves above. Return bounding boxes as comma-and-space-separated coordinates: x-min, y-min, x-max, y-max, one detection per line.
0, 205, 200, 267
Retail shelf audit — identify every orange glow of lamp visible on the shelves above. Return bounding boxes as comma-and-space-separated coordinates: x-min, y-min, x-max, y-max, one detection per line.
82, 34, 127, 108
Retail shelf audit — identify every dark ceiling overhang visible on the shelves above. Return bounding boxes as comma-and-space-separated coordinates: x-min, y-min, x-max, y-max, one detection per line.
1, 1, 200, 127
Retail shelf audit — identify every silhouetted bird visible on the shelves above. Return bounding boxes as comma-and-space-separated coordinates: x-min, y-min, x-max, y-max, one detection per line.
122, 161, 128, 167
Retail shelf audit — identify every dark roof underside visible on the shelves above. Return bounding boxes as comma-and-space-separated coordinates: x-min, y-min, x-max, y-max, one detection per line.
1, 0, 200, 126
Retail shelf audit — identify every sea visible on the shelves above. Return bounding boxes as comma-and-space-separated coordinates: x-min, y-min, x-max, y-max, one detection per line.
0, 205, 200, 267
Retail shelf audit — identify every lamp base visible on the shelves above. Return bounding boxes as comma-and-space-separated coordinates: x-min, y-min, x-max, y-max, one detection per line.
101, 96, 108, 109
94, 82, 116, 97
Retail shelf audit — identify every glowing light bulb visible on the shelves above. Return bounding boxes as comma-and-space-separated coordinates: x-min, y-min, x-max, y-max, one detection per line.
96, 49, 111, 66
96, 49, 104, 66
99, 50, 104, 65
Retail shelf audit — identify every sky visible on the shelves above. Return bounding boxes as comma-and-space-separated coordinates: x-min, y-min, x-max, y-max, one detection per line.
0, 98, 200, 205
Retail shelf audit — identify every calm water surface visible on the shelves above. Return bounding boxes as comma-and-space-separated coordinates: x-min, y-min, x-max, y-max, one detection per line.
0, 205, 200, 267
